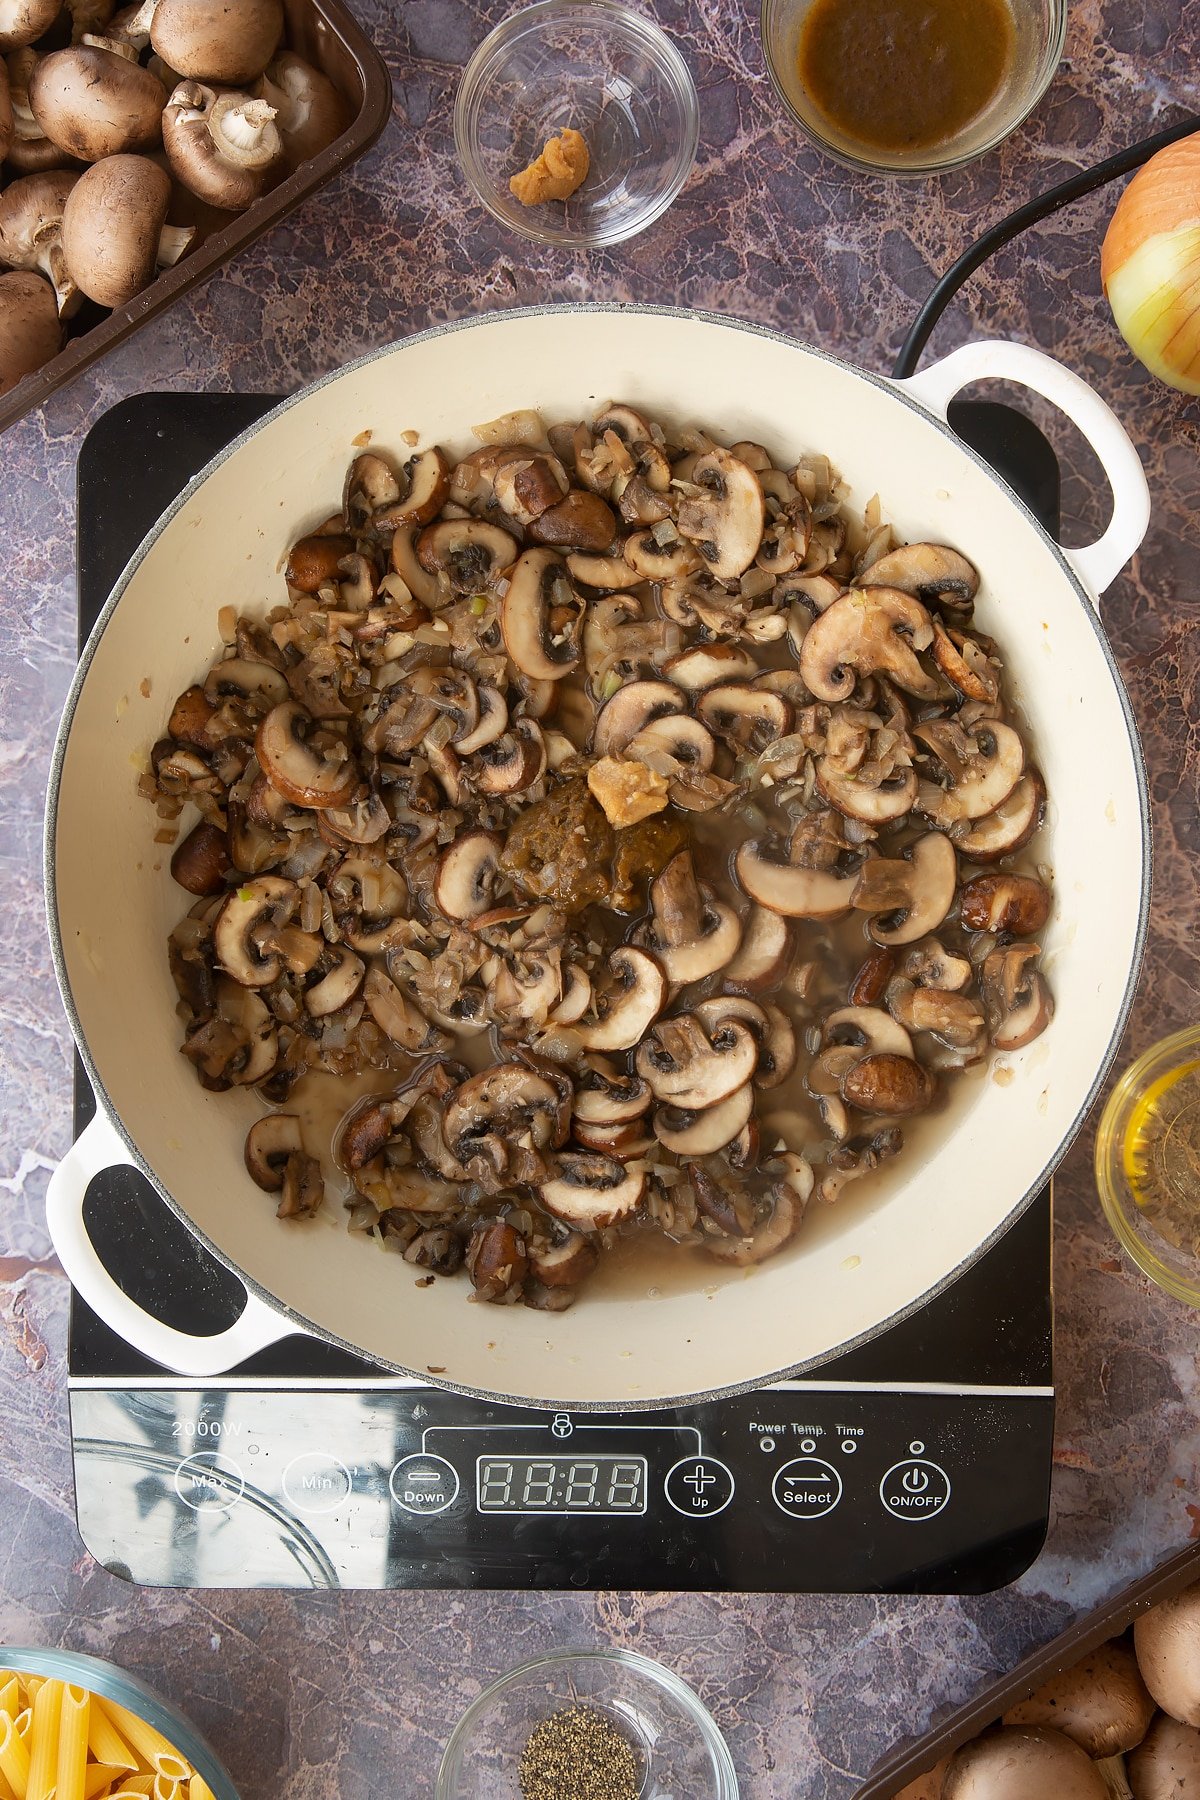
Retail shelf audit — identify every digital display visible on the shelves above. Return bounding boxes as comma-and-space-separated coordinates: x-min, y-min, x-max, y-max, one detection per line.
476, 1455, 647, 1515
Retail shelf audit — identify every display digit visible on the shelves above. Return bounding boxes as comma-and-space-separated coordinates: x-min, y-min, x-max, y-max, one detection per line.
564, 1461, 599, 1506
521, 1461, 556, 1507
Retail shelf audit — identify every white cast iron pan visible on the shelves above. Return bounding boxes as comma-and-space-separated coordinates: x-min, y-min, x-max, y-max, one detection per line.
45, 308, 1151, 1408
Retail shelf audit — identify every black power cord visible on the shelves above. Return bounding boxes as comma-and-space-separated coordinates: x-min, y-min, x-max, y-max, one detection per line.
892, 112, 1200, 378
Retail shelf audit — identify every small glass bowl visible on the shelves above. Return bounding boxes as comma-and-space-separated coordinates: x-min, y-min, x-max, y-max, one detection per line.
760, 0, 1066, 176
454, 0, 699, 247
436, 1647, 739, 1799
0, 1648, 241, 1799
1095, 1025, 1200, 1307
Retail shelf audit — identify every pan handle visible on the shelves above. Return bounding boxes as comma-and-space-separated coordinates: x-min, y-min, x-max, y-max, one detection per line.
895, 338, 1151, 603
46, 1112, 303, 1376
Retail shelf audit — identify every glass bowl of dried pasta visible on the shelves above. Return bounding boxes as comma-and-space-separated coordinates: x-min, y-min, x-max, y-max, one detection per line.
0, 1651, 240, 1800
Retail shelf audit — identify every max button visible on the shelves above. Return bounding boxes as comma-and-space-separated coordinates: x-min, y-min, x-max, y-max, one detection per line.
390, 1453, 459, 1516
664, 1456, 735, 1518
879, 1458, 951, 1521
174, 1452, 244, 1512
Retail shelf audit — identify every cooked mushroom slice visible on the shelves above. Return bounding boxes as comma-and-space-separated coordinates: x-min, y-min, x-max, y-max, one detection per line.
453, 683, 508, 756
929, 619, 1000, 703
255, 701, 358, 808
284, 530, 354, 592
723, 906, 796, 993
735, 840, 859, 920
548, 964, 591, 1025
528, 1233, 599, 1288
369, 446, 451, 531
621, 526, 702, 582
842, 1052, 935, 1116
820, 1003, 915, 1067
1003, 1639, 1155, 1758
30, 44, 166, 161
959, 872, 1051, 936
170, 820, 231, 895
851, 831, 957, 947
302, 944, 364, 1018
565, 550, 644, 591
572, 1064, 653, 1126
942, 1726, 1110, 1800
162, 81, 283, 211
847, 946, 897, 1007
695, 994, 797, 1089
500, 547, 584, 682
362, 964, 450, 1051
901, 938, 972, 991
886, 980, 986, 1051
528, 488, 620, 551
662, 642, 758, 692
655, 1082, 754, 1157
244, 1112, 304, 1188
322, 791, 390, 847
816, 709, 918, 824
701, 1153, 814, 1265
576, 947, 668, 1051
434, 830, 505, 922
799, 587, 939, 702
980, 944, 1054, 1050
955, 769, 1045, 862
855, 542, 979, 617
572, 1117, 655, 1159
635, 850, 741, 985
696, 682, 792, 753
539, 1154, 647, 1231
466, 1218, 529, 1303
636, 1013, 759, 1110
915, 719, 1025, 824
470, 717, 546, 795
592, 678, 686, 756
625, 712, 715, 775
491, 450, 569, 525
203, 657, 290, 712
213, 876, 299, 986
417, 518, 518, 592
183, 975, 278, 1088
442, 1062, 571, 1187
675, 445, 766, 581
328, 856, 408, 954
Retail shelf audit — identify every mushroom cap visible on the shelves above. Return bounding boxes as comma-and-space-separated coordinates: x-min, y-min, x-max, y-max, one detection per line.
1128, 1711, 1200, 1798
30, 45, 166, 161
256, 49, 348, 168
894, 1756, 953, 1800
955, 769, 1045, 862
943, 1726, 1111, 1800
0, 268, 61, 395
1004, 1638, 1155, 1758
675, 445, 766, 582
800, 586, 939, 702
162, 81, 275, 211
60, 153, 172, 308
151, 0, 285, 84
0, 56, 12, 161
0, 0, 59, 52
1136, 1584, 1200, 1727
735, 839, 859, 919
501, 546, 584, 681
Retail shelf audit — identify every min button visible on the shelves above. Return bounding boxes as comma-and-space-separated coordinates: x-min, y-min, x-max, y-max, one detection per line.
879, 1457, 951, 1521
283, 1452, 352, 1516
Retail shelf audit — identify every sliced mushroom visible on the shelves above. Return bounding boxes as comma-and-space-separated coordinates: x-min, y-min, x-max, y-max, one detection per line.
735, 839, 859, 920
304, 944, 365, 1018
434, 830, 505, 921
466, 1218, 528, 1303
886, 980, 986, 1051
636, 850, 742, 985
362, 965, 447, 1051
695, 994, 796, 1089
799, 587, 940, 702
528, 1233, 598, 1287
244, 1112, 304, 1189
576, 946, 667, 1051
842, 1052, 935, 1116
566, 549, 644, 591
491, 450, 569, 525
625, 713, 715, 775
622, 526, 702, 582
30, 44, 166, 161
213, 876, 298, 986
655, 1082, 754, 1156
847, 946, 897, 1007
959, 872, 1051, 936
591, 678, 686, 756
285, 530, 354, 592
915, 719, 1025, 824
851, 831, 957, 946
701, 1153, 814, 1265
417, 518, 518, 592
980, 944, 1054, 1050
469, 717, 546, 795
636, 1012, 758, 1110
663, 643, 758, 692
539, 1153, 646, 1230
572, 1063, 653, 1125
696, 682, 792, 753
170, 820, 231, 895
501, 547, 584, 681
528, 488, 619, 551
675, 446, 766, 581
901, 938, 972, 991
255, 702, 358, 808
955, 769, 1045, 862
442, 1062, 570, 1185
368, 446, 451, 531
723, 906, 796, 993
856, 541, 979, 616
328, 855, 407, 954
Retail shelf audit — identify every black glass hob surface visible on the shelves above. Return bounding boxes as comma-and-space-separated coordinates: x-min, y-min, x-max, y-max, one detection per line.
68, 392, 1058, 1593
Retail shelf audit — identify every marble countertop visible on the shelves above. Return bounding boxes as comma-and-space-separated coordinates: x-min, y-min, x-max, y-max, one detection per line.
2, 1, 1199, 1794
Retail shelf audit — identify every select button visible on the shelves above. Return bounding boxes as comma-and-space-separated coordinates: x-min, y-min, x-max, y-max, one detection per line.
772, 1457, 843, 1520
390, 1452, 460, 1516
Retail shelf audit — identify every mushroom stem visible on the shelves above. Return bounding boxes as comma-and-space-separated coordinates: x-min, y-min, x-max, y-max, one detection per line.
157, 221, 195, 267
650, 851, 705, 947
210, 92, 279, 168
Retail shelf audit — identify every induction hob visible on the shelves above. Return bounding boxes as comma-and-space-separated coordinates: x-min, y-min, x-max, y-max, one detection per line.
67, 392, 1059, 1593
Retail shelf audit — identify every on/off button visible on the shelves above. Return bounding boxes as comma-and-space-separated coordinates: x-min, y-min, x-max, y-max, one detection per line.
879, 1457, 951, 1521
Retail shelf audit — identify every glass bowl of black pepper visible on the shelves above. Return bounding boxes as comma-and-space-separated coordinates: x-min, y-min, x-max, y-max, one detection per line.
436, 1647, 739, 1799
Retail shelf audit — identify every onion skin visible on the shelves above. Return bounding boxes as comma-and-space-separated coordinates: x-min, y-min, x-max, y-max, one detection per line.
1102, 134, 1200, 395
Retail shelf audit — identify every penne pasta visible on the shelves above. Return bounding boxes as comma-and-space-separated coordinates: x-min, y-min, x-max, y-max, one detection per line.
151, 1778, 182, 1800
13, 1709, 31, 1744
26, 1678, 63, 1800
0, 1708, 32, 1798
56, 1685, 91, 1800
187, 1780, 216, 1800
109, 1778, 154, 1797
21, 1681, 43, 1706
82, 1763, 123, 1800
87, 1705, 137, 1773
0, 1760, 16, 1800
96, 1704, 189, 1782
0, 1681, 18, 1725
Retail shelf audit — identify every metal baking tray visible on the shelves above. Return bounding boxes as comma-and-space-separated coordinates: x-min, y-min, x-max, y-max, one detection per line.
0, 0, 391, 435
857, 1541, 1200, 1796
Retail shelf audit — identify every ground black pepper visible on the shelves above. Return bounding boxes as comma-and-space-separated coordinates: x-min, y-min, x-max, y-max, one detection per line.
518, 1704, 641, 1800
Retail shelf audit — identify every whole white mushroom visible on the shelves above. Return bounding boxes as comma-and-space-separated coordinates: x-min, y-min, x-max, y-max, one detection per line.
1136, 1584, 1200, 1726
943, 1725, 1110, 1799
1004, 1639, 1156, 1758
1128, 1713, 1200, 1799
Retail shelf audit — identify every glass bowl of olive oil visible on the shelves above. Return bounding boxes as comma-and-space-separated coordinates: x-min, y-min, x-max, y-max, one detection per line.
1096, 1026, 1200, 1307
761, 0, 1065, 175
